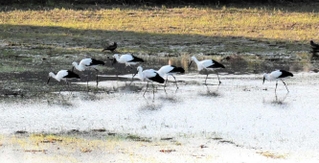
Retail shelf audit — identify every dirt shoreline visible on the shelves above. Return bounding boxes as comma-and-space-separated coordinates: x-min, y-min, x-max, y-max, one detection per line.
0, 131, 288, 163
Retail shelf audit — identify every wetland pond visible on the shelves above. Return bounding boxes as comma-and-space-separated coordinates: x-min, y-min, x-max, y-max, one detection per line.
1, 51, 319, 162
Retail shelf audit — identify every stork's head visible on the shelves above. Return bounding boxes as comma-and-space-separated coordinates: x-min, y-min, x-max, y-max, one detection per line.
188, 56, 196, 69
71, 62, 78, 71
132, 66, 143, 79
48, 72, 54, 78
113, 54, 119, 59
47, 72, 55, 84
137, 66, 143, 72
72, 62, 77, 67
111, 54, 120, 65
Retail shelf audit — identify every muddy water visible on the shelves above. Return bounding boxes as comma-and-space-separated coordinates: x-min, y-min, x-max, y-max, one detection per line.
1, 72, 319, 156
1, 50, 319, 159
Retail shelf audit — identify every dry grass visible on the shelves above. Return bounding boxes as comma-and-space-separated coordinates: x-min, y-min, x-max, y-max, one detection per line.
1, 133, 293, 162
0, 133, 186, 162
0, 5, 318, 42
1, 4, 317, 61
257, 151, 287, 159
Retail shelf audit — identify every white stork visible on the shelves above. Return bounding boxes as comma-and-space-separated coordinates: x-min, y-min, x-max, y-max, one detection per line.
72, 58, 105, 87
189, 56, 225, 85
133, 66, 164, 97
47, 70, 80, 90
263, 69, 293, 93
112, 54, 144, 67
157, 65, 185, 88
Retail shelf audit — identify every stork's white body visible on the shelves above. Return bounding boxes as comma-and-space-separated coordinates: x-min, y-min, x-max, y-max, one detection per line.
157, 65, 180, 77
190, 56, 221, 71
263, 70, 287, 81
72, 58, 104, 71
113, 54, 143, 66
72, 58, 105, 88
135, 66, 165, 97
189, 56, 225, 84
137, 66, 163, 83
263, 70, 293, 92
48, 70, 73, 82
157, 65, 185, 88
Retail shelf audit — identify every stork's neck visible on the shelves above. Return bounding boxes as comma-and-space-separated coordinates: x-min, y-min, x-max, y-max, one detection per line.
137, 68, 144, 81
157, 69, 165, 77
192, 57, 202, 71
113, 55, 120, 62
74, 62, 85, 71
264, 74, 272, 81
49, 72, 60, 82
191, 57, 199, 64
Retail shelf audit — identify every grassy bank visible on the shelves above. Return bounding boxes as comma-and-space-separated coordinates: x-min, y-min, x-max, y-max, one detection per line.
1, 4, 319, 42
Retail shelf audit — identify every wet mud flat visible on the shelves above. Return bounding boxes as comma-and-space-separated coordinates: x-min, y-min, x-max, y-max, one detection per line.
1, 72, 319, 162
0, 28, 318, 99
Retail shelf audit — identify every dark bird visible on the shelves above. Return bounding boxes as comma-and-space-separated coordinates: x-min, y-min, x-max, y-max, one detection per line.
310, 40, 319, 49
102, 42, 117, 52
263, 70, 293, 93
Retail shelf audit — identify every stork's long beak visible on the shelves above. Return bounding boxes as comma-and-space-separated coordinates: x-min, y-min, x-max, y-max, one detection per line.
132, 71, 138, 79
262, 77, 265, 84
188, 61, 193, 69
47, 77, 51, 84
129, 71, 139, 86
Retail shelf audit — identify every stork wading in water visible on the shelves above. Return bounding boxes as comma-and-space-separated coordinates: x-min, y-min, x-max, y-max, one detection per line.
263, 69, 293, 93
188, 56, 225, 85
72, 58, 105, 88
157, 65, 185, 89
112, 53, 144, 67
133, 66, 165, 98
47, 70, 80, 91
111, 53, 144, 77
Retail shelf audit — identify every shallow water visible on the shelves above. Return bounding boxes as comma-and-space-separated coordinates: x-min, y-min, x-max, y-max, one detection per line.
1, 50, 318, 99
1, 72, 319, 159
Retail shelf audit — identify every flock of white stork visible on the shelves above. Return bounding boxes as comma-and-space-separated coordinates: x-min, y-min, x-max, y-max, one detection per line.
47, 42, 294, 94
